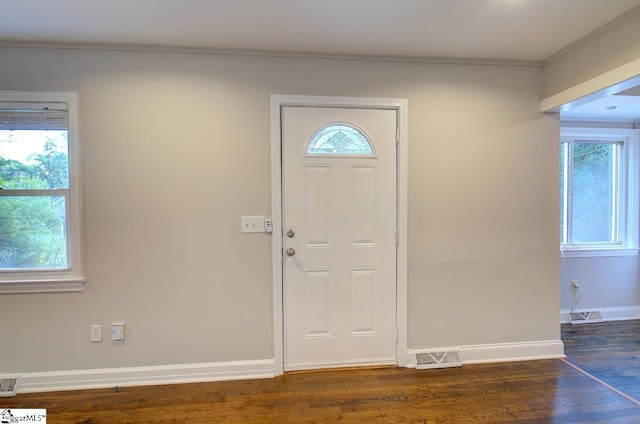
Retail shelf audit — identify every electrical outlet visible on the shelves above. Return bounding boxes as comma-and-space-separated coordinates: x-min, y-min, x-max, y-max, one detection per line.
90, 325, 102, 342
112, 323, 125, 341
571, 281, 579, 292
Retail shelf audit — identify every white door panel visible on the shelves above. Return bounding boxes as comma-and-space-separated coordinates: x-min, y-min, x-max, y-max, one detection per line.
282, 106, 397, 370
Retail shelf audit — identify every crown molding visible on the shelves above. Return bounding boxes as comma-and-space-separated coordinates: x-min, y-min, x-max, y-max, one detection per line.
544, 4, 640, 65
0, 40, 542, 68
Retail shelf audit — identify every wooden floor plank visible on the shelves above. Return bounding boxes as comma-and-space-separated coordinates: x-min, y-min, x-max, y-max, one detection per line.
4, 360, 640, 423
563, 319, 640, 405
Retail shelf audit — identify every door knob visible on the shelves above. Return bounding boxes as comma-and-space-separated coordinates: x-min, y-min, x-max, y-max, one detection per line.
286, 229, 295, 238
286, 247, 296, 257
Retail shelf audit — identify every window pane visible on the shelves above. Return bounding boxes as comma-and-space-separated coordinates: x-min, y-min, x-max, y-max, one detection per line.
0, 130, 69, 189
571, 143, 615, 243
307, 124, 374, 155
0, 196, 67, 270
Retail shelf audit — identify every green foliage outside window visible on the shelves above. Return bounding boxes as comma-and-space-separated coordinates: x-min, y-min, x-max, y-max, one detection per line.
0, 131, 69, 269
561, 141, 617, 245
571, 143, 615, 243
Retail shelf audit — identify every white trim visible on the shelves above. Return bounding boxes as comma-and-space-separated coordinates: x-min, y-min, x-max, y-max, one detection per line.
0, 278, 84, 294
560, 306, 640, 324
407, 340, 565, 367
459, 341, 565, 364
559, 247, 638, 258
284, 358, 396, 372
562, 121, 638, 129
395, 98, 409, 367
270, 95, 409, 375
541, 58, 640, 113
0, 41, 542, 68
0, 91, 77, 103
270, 95, 284, 376
560, 127, 640, 254
15, 359, 275, 394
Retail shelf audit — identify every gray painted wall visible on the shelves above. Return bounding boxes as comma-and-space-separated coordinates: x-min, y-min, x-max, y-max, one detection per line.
0, 46, 560, 373
543, 10, 640, 97
561, 256, 640, 311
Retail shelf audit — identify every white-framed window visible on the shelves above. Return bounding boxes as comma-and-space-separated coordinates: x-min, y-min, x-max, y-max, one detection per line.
0, 91, 84, 293
560, 127, 639, 257
306, 123, 375, 156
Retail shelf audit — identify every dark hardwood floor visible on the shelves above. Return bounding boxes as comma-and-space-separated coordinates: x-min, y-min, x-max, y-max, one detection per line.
5, 359, 640, 423
563, 319, 640, 402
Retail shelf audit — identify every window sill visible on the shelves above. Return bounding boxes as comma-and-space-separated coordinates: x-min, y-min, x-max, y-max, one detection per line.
0, 278, 85, 294
560, 247, 639, 258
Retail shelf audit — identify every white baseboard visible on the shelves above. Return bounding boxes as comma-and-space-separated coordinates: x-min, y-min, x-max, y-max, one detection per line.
560, 306, 640, 324
406, 340, 565, 368
17, 359, 275, 394
459, 340, 565, 364
12, 338, 571, 394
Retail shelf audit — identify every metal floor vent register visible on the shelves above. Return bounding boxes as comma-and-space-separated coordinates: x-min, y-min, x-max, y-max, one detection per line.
569, 310, 604, 325
0, 377, 19, 397
415, 350, 462, 370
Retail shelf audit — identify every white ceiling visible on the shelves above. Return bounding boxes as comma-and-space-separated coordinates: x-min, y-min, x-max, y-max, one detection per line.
561, 93, 640, 123
561, 80, 640, 124
2, 0, 640, 121
1, 0, 640, 62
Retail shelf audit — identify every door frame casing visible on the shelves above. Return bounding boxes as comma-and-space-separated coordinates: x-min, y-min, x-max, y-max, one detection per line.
270, 94, 408, 375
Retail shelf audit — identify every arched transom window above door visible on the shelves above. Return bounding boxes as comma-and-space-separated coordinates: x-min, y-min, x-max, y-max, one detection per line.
306, 123, 375, 156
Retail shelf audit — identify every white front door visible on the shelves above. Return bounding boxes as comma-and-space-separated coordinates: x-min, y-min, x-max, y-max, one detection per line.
282, 106, 397, 371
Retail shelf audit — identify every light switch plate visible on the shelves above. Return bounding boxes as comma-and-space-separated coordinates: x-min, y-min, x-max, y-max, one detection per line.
241, 216, 265, 233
